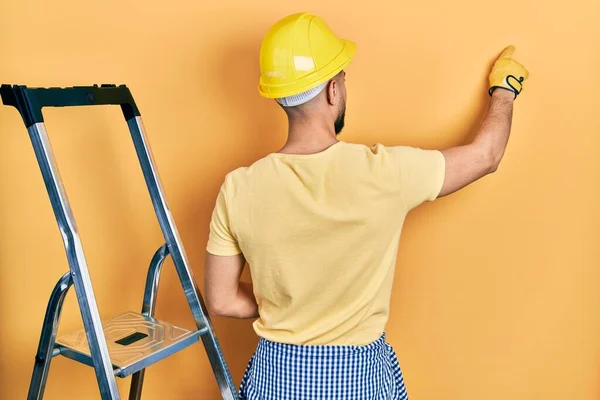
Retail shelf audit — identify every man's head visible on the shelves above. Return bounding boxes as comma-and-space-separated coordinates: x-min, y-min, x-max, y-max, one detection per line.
279, 70, 348, 135
258, 13, 355, 135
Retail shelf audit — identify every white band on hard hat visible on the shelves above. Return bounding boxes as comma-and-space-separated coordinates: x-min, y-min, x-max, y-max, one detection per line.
276, 81, 329, 107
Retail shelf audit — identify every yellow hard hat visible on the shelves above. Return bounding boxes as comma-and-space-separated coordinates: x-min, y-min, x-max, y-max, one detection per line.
258, 13, 356, 100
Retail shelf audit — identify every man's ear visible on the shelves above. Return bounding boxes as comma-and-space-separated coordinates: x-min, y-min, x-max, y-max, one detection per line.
326, 80, 338, 106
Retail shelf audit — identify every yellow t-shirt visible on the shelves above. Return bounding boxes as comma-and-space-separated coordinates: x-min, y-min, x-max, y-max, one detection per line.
207, 141, 445, 345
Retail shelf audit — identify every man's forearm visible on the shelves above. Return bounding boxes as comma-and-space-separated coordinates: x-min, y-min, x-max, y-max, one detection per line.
234, 282, 259, 319
211, 282, 259, 319
474, 89, 515, 170
438, 47, 526, 197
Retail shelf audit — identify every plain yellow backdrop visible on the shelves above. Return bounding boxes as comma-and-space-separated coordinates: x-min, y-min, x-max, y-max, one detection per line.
0, 0, 599, 399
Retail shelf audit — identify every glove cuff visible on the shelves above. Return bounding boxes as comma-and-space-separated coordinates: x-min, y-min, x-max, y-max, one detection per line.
489, 86, 518, 99
489, 75, 524, 99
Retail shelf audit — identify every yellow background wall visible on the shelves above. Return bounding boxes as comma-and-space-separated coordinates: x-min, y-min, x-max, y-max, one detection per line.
0, 1, 598, 399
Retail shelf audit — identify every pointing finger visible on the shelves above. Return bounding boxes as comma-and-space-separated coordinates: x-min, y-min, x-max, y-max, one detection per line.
500, 45, 515, 59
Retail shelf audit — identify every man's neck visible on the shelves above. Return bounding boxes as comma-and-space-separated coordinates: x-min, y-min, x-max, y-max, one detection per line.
277, 119, 338, 155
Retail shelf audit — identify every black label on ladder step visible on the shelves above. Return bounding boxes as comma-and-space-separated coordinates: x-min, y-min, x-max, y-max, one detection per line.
115, 332, 148, 346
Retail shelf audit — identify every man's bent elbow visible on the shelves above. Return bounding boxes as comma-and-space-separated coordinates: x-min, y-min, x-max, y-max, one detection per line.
205, 298, 229, 317
483, 146, 503, 175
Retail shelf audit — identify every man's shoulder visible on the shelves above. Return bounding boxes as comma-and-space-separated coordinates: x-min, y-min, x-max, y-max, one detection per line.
220, 153, 274, 190
340, 141, 402, 154
340, 141, 398, 158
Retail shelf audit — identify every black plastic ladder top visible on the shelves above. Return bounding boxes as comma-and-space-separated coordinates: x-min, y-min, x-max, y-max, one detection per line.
0, 84, 141, 127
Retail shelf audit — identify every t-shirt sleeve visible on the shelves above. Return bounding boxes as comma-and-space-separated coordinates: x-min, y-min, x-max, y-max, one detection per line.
386, 145, 446, 211
206, 184, 242, 256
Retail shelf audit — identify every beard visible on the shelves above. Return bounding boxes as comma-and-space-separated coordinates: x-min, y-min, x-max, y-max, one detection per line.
334, 104, 346, 135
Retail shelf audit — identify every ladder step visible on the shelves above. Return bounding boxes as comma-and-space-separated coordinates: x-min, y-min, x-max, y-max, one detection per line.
55, 312, 206, 378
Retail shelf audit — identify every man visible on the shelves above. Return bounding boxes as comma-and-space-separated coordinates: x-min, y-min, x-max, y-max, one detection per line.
204, 12, 528, 400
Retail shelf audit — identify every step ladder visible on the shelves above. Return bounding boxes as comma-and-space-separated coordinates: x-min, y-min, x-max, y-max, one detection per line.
0, 84, 239, 400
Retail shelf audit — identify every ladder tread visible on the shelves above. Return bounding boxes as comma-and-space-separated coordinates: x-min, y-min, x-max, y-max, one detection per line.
55, 311, 206, 378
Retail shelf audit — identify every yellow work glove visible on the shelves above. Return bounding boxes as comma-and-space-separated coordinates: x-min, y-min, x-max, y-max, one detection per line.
489, 46, 529, 98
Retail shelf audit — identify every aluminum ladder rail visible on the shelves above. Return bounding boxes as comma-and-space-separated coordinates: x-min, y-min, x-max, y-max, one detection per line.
0, 84, 238, 400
